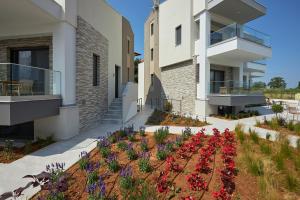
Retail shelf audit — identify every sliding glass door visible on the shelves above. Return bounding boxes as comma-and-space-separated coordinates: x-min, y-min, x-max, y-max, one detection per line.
210, 70, 225, 94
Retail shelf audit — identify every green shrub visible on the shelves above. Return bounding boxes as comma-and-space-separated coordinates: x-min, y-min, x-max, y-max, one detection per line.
235, 125, 245, 144
128, 134, 135, 142
24, 141, 33, 154
117, 141, 128, 151
154, 127, 169, 144
269, 118, 280, 130
164, 101, 173, 112
249, 129, 259, 144
127, 149, 138, 161
100, 147, 111, 158
287, 121, 295, 131
139, 127, 146, 137
79, 152, 89, 170
3, 140, 13, 159
138, 155, 152, 173
272, 104, 283, 117
294, 123, 300, 134
182, 127, 192, 140
87, 170, 98, 185
280, 140, 292, 158
156, 145, 168, 161
175, 136, 183, 147
108, 134, 117, 144
166, 142, 174, 152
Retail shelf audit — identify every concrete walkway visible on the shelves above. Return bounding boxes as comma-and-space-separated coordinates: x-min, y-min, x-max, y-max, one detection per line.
0, 106, 299, 199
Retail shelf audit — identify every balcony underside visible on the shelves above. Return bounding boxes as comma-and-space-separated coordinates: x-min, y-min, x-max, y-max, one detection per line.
245, 62, 266, 73
0, 95, 61, 126
208, 0, 266, 24
208, 94, 266, 106
207, 37, 272, 67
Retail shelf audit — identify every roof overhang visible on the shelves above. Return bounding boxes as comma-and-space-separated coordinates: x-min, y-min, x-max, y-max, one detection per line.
208, 0, 266, 24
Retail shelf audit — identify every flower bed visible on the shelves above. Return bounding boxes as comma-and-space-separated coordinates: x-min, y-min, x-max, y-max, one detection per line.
256, 116, 300, 136
3, 126, 298, 200
146, 110, 208, 127
0, 137, 55, 163
211, 110, 260, 121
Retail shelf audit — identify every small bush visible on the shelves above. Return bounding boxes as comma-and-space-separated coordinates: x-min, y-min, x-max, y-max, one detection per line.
107, 133, 117, 144
3, 140, 13, 159
79, 152, 89, 170
166, 141, 174, 152
249, 129, 259, 144
272, 104, 283, 117
140, 138, 148, 152
139, 126, 146, 137
100, 147, 111, 158
154, 127, 169, 144
235, 125, 245, 144
107, 154, 119, 173
127, 149, 138, 161
119, 166, 134, 190
156, 144, 168, 161
269, 118, 280, 130
24, 141, 33, 154
87, 170, 98, 185
280, 139, 292, 158
117, 141, 128, 151
164, 101, 173, 112
182, 127, 192, 140
175, 136, 183, 147
294, 123, 300, 134
128, 133, 135, 142
139, 153, 152, 173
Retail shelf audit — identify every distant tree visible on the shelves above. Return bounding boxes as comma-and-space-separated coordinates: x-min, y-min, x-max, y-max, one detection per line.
252, 81, 266, 89
134, 58, 142, 83
297, 81, 300, 89
268, 77, 287, 89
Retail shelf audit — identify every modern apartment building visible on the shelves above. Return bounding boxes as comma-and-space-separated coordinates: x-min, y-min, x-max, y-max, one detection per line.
0, 0, 135, 140
141, 0, 272, 118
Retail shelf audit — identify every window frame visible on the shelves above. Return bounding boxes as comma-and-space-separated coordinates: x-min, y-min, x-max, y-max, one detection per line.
93, 54, 100, 86
151, 23, 154, 36
150, 48, 154, 61
175, 25, 182, 46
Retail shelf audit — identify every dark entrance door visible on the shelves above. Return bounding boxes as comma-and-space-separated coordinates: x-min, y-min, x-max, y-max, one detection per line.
115, 65, 120, 98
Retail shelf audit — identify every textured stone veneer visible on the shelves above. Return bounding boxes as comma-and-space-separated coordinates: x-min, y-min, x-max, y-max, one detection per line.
161, 59, 196, 115
76, 17, 109, 132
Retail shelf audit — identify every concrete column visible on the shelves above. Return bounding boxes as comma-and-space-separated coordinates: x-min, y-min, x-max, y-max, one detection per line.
239, 64, 244, 88
198, 10, 211, 100
53, 22, 76, 105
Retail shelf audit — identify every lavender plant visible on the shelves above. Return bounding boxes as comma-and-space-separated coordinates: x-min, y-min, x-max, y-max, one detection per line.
87, 176, 106, 200
97, 137, 111, 158
107, 132, 117, 144
175, 136, 183, 147
119, 166, 134, 190
139, 126, 146, 137
117, 141, 128, 151
140, 138, 149, 152
126, 143, 138, 160
107, 153, 119, 173
156, 144, 168, 161
165, 140, 175, 152
79, 151, 89, 170
86, 162, 100, 185
138, 152, 151, 173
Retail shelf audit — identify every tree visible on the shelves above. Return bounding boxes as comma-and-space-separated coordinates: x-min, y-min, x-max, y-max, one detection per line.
297, 81, 300, 89
272, 104, 283, 118
252, 81, 266, 89
268, 77, 287, 89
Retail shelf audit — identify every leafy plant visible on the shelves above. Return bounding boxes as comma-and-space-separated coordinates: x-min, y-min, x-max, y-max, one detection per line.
272, 153, 284, 170
175, 136, 183, 147
119, 166, 134, 190
154, 127, 169, 144
186, 173, 208, 191
3, 140, 13, 159
128, 133, 135, 142
164, 101, 173, 112
235, 125, 245, 144
24, 141, 33, 154
165, 141, 174, 152
156, 144, 168, 161
285, 173, 300, 192
100, 147, 111, 158
244, 154, 264, 176
139, 152, 152, 173
259, 143, 271, 155
87, 176, 106, 200
266, 133, 271, 140
86, 163, 100, 185
107, 132, 117, 144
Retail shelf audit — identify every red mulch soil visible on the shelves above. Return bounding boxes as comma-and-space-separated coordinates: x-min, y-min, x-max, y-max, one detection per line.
0, 140, 54, 164
33, 132, 265, 200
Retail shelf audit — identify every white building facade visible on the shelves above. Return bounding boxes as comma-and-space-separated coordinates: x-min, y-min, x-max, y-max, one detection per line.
142, 0, 272, 118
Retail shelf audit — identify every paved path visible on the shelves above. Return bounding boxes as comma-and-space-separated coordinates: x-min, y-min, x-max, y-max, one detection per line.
0, 106, 299, 199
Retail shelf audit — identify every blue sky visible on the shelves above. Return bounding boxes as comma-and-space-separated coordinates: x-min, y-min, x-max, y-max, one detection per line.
107, 0, 300, 88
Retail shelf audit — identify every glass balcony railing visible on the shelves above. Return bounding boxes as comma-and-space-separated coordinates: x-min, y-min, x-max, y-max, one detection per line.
0, 63, 61, 96
210, 80, 263, 95
210, 23, 271, 47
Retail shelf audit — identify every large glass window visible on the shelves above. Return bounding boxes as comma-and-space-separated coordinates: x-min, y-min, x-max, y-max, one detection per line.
210, 70, 225, 93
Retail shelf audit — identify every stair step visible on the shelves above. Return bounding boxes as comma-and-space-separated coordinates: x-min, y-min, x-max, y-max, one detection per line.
109, 106, 122, 111
107, 110, 122, 115
101, 119, 122, 124
104, 114, 122, 119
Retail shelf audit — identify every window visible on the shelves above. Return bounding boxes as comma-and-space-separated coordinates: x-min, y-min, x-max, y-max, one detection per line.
195, 20, 200, 40
151, 48, 154, 61
151, 23, 154, 36
128, 39, 130, 54
175, 25, 182, 46
151, 74, 154, 86
93, 54, 100, 86
196, 64, 200, 84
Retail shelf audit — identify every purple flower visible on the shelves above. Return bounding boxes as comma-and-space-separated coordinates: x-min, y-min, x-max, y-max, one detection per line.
98, 176, 106, 197
107, 153, 117, 163
97, 136, 111, 148
157, 144, 166, 152
86, 162, 100, 173
140, 151, 151, 160
87, 183, 97, 194
120, 166, 133, 178
127, 142, 134, 150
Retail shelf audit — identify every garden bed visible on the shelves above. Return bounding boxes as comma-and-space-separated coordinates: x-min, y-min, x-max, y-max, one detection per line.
256, 117, 300, 137
30, 128, 257, 200
211, 110, 260, 121
0, 137, 55, 164
146, 110, 208, 127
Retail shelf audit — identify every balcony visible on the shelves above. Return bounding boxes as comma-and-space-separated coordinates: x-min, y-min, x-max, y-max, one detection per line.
207, 23, 272, 66
208, 0, 266, 24
0, 63, 62, 126
208, 80, 265, 106
245, 60, 266, 74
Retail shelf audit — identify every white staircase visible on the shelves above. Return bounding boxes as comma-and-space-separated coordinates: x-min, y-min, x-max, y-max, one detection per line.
101, 98, 123, 124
